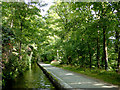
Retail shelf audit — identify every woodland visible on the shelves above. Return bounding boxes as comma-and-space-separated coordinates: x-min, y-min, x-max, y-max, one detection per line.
2, 1, 120, 87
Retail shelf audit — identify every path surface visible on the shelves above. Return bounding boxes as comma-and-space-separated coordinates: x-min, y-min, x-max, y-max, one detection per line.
38, 62, 119, 89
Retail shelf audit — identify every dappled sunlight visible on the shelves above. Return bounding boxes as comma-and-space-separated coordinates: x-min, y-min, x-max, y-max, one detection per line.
69, 82, 95, 85
70, 82, 82, 85
93, 83, 105, 86
102, 85, 118, 88
39, 63, 51, 67
65, 73, 74, 76
47, 67, 58, 70
69, 81, 118, 88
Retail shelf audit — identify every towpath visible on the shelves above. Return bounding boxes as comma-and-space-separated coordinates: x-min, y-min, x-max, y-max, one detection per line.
38, 62, 119, 90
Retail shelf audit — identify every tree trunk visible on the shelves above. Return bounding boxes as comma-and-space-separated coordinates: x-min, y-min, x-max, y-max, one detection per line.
89, 51, 92, 69
115, 28, 120, 73
81, 55, 85, 68
115, 30, 119, 53
97, 30, 100, 68
101, 55, 104, 68
103, 26, 108, 70
117, 48, 120, 73
19, 22, 22, 60
88, 43, 92, 69
116, 4, 120, 73
68, 56, 72, 65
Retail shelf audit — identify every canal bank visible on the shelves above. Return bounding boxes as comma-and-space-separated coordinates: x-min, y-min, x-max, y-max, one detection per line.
38, 62, 119, 90
37, 62, 71, 90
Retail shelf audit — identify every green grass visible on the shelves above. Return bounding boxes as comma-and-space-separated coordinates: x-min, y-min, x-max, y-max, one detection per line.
54, 64, 120, 86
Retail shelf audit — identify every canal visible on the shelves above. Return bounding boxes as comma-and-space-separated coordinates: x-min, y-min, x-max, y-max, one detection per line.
9, 63, 55, 89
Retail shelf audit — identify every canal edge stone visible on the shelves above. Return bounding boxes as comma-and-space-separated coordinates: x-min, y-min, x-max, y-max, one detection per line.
37, 62, 72, 90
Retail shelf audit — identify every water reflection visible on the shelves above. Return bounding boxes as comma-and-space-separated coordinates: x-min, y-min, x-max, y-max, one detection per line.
12, 63, 55, 89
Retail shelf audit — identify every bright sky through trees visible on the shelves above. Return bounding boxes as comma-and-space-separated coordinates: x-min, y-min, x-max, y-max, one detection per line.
40, 1, 54, 16
25, 0, 54, 16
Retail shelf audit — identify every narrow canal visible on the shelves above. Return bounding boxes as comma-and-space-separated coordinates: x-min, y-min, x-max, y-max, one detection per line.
10, 63, 55, 89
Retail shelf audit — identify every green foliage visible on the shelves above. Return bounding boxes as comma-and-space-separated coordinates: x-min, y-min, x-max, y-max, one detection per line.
42, 2, 120, 72
2, 1, 120, 87
2, 2, 46, 87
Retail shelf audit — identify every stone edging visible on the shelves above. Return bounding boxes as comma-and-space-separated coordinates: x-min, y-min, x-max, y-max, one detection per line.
37, 62, 70, 90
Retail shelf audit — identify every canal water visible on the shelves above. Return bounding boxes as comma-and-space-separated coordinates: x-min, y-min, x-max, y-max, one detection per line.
10, 63, 55, 89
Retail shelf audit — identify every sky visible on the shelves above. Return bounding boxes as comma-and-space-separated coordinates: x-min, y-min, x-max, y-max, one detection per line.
25, 0, 54, 16
40, 1, 54, 16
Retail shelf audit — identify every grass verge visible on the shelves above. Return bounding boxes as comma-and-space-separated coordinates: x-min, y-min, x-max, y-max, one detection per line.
53, 64, 120, 86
